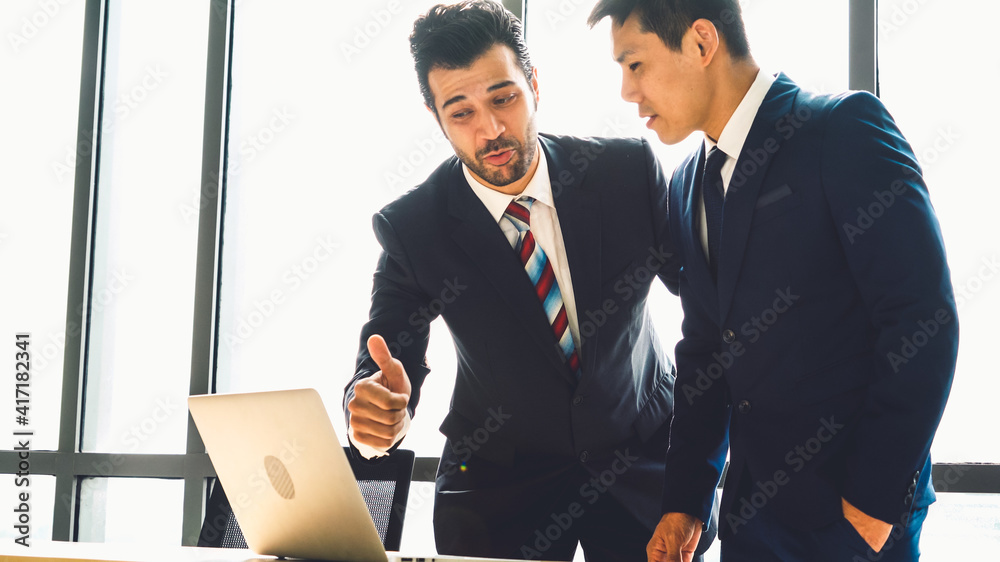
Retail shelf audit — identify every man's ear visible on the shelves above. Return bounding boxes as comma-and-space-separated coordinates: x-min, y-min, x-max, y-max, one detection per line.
689, 18, 721, 67
529, 67, 540, 107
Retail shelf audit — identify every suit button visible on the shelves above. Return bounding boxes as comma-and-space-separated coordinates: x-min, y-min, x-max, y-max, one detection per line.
904, 493, 914, 507
579, 451, 589, 463
573, 395, 583, 406
722, 329, 736, 344
737, 400, 752, 414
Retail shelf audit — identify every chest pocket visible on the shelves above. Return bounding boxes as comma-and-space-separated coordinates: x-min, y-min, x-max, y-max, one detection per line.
752, 184, 802, 227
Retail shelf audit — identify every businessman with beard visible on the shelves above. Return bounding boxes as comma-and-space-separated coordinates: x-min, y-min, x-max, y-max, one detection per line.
343, 1, 716, 560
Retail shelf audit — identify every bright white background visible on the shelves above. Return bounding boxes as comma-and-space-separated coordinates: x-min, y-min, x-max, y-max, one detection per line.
1, 0, 85, 545
1, 0, 997, 556
82, 0, 209, 456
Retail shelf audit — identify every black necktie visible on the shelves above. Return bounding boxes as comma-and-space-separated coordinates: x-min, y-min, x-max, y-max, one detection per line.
702, 146, 727, 280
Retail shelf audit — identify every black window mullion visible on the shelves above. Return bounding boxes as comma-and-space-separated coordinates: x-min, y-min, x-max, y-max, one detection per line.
849, 0, 877, 94
503, 0, 525, 24
181, 0, 236, 545
53, 0, 110, 542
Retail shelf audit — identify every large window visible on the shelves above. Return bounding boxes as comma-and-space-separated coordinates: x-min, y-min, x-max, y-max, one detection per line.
1, 0, 87, 453
1, 0, 997, 555
878, 0, 1000, 463
73, 0, 209, 543
215, 0, 458, 459
81, 0, 209, 456
1, 0, 86, 541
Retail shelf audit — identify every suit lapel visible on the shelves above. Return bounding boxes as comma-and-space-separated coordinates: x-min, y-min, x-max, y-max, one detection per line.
717, 74, 798, 320
446, 154, 578, 385
541, 135, 601, 382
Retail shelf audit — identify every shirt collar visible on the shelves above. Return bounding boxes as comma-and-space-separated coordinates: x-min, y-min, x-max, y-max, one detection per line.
704, 69, 776, 158
462, 141, 552, 223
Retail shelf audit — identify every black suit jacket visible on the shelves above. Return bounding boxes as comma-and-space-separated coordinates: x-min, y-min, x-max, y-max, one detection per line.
344, 133, 694, 542
662, 74, 958, 536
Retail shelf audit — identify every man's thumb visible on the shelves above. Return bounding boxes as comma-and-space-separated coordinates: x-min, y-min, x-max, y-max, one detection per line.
367, 334, 410, 395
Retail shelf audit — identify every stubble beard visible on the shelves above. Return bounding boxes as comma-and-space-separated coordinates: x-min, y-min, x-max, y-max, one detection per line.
457, 124, 538, 188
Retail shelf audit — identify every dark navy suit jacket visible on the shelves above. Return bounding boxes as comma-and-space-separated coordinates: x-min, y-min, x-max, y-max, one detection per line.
662, 73, 958, 537
344, 134, 707, 550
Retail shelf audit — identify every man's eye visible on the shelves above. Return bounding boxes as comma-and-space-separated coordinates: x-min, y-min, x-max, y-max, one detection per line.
452, 110, 471, 119
495, 94, 516, 105
629, 62, 641, 72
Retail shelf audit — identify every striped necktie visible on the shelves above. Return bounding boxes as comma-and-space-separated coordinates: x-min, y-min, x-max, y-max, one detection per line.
502, 197, 581, 378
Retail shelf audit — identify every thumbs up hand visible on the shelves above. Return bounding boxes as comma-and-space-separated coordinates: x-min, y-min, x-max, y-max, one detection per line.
347, 335, 412, 452
366, 334, 412, 398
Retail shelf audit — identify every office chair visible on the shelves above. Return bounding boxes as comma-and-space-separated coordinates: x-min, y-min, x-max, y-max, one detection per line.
198, 447, 416, 551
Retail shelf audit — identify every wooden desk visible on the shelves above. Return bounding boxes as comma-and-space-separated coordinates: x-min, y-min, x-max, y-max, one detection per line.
0, 541, 555, 562
0, 541, 278, 562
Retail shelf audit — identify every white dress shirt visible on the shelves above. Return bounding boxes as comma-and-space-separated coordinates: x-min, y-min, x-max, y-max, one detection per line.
351, 142, 580, 458
699, 70, 776, 257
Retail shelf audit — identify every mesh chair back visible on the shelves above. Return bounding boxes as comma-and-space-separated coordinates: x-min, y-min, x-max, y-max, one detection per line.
350, 448, 414, 550
198, 476, 248, 548
198, 447, 415, 551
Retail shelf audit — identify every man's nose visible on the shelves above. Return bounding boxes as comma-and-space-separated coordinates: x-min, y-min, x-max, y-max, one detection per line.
621, 70, 641, 104
479, 109, 505, 140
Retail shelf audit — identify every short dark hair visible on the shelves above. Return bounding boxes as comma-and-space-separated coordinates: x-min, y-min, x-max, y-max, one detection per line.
588, 0, 751, 59
410, 1, 534, 115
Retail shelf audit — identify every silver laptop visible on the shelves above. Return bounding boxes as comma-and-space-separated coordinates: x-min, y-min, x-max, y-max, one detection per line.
189, 388, 528, 562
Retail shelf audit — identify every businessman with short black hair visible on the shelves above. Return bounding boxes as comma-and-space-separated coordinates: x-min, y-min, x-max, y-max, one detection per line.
589, 0, 958, 560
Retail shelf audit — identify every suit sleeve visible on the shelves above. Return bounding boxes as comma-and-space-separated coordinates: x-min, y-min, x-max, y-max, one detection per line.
642, 137, 681, 295
660, 170, 731, 526
820, 92, 958, 524
343, 211, 434, 433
